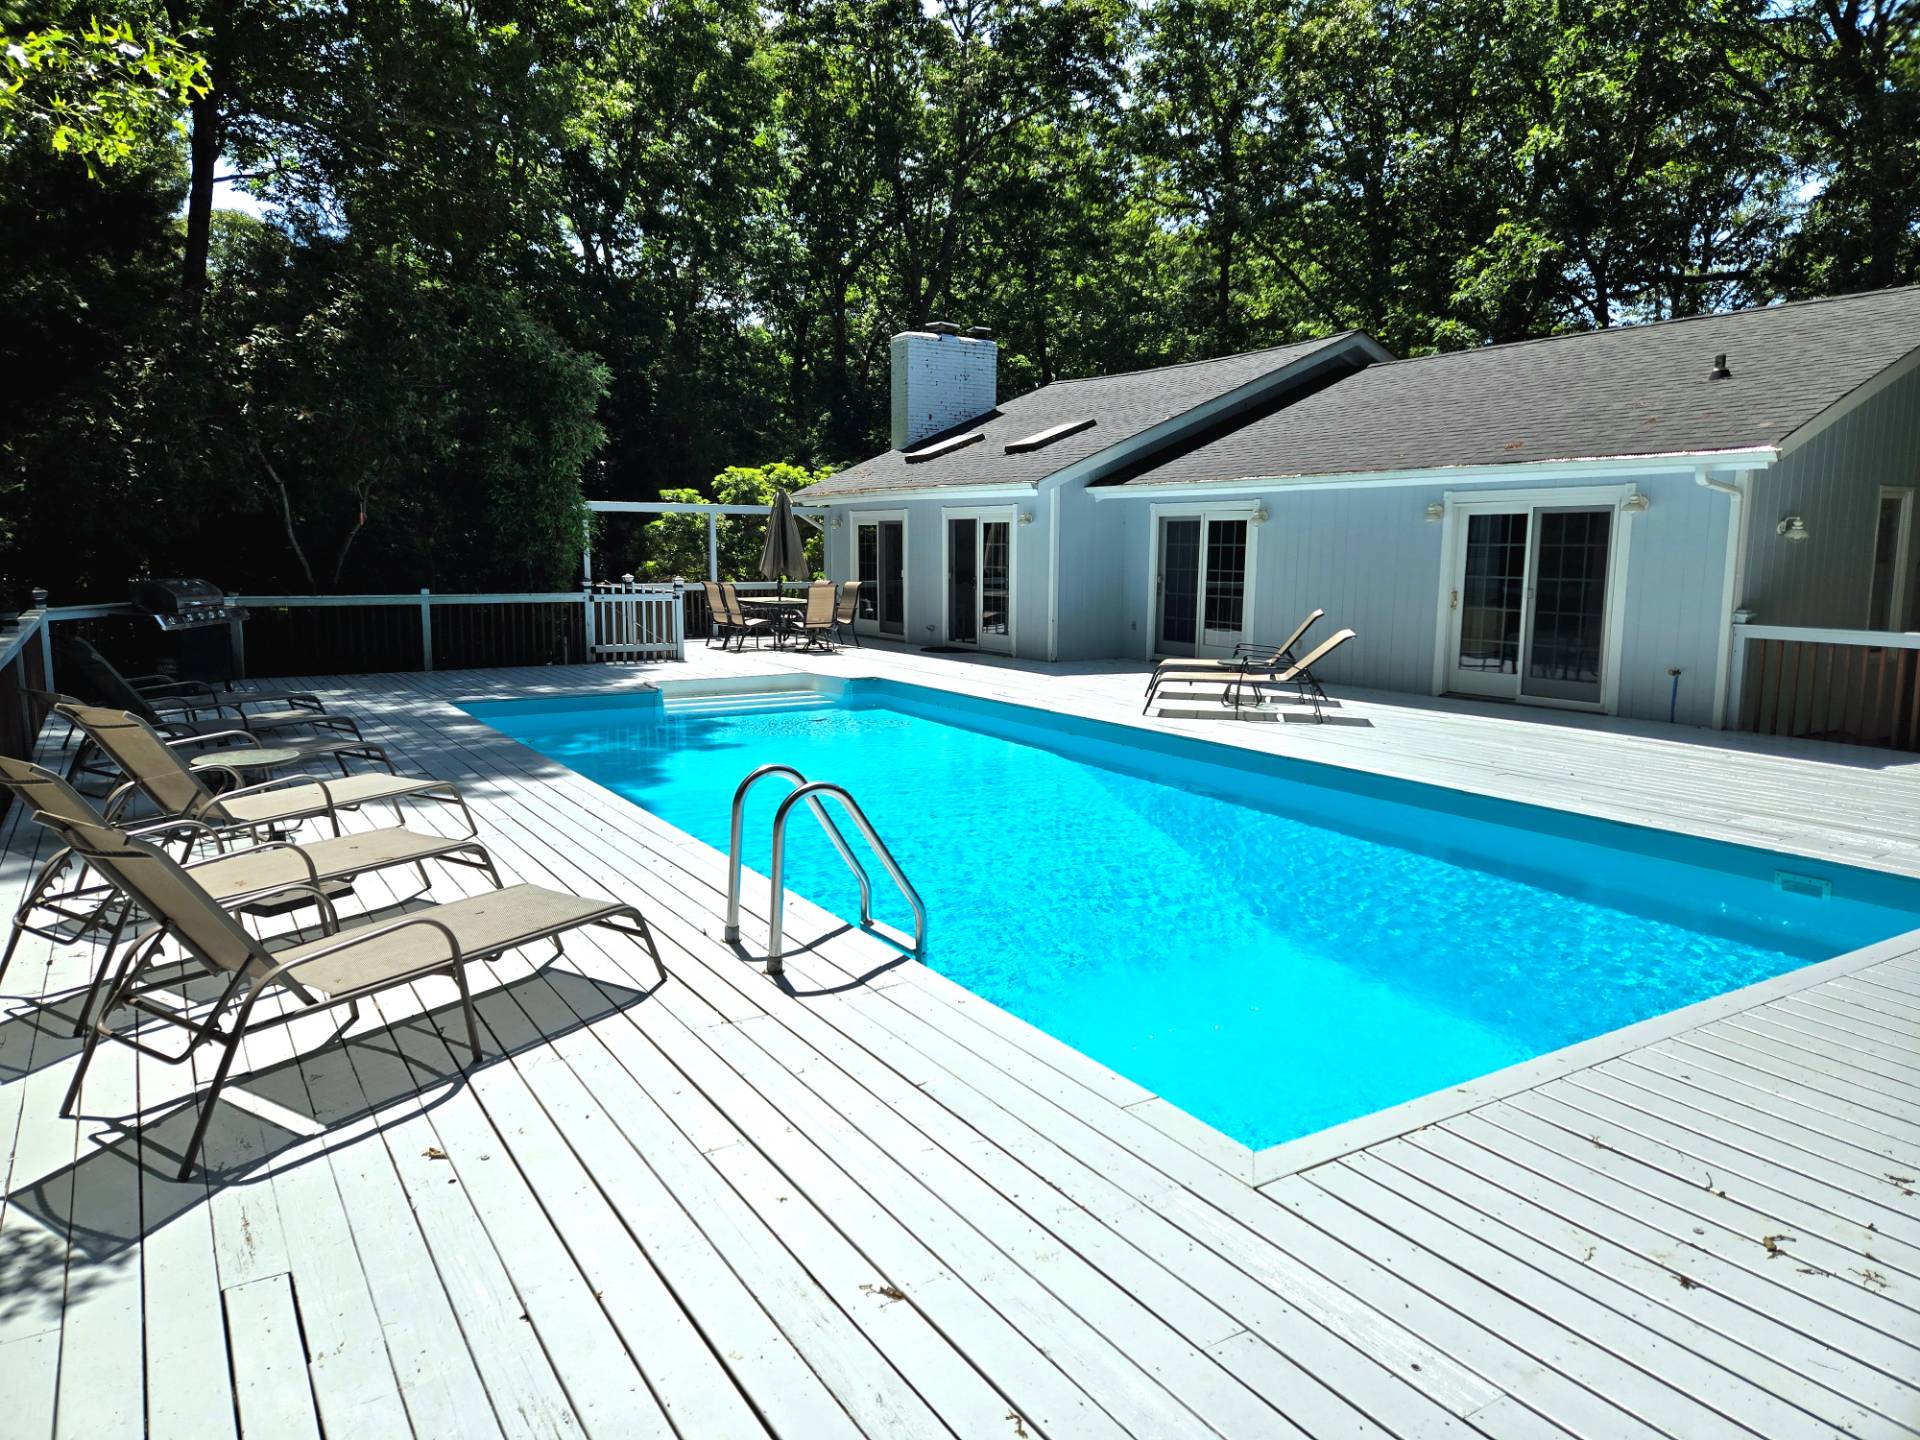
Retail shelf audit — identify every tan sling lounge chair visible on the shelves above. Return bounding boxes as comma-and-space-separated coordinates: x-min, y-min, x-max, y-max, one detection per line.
45, 811, 666, 1179
57, 702, 476, 838
1143, 608, 1325, 709
1148, 628, 1357, 721
0, 756, 503, 1031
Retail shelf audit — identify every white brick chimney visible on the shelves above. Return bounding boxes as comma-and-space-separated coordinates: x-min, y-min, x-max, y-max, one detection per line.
890, 324, 997, 449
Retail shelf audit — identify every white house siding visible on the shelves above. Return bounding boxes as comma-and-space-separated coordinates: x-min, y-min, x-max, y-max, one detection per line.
1050, 482, 1128, 660
825, 495, 1053, 656
1099, 467, 1733, 726
1741, 361, 1920, 629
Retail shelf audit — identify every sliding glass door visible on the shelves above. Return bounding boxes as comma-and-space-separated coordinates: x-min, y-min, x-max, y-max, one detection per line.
1446, 498, 1619, 708
853, 513, 906, 637
943, 508, 1015, 652
1155, 512, 1252, 657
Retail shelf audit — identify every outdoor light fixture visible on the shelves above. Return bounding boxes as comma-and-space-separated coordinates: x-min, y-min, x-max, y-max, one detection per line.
1250, 505, 1270, 526
1622, 492, 1650, 513
1425, 502, 1445, 522
1777, 515, 1810, 542
1018, 510, 1035, 525
831, 515, 844, 529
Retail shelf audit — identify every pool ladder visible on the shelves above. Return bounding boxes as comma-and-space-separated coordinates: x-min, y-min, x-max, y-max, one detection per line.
723, 764, 927, 977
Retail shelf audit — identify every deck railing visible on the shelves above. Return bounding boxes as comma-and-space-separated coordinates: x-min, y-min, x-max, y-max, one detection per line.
1732, 623, 1920, 752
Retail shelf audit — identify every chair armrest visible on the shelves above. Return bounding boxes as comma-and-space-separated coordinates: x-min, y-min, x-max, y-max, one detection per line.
165, 728, 263, 750
184, 837, 321, 883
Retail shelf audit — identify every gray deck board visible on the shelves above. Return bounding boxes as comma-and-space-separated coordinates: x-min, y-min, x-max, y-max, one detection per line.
4, 653, 1920, 1436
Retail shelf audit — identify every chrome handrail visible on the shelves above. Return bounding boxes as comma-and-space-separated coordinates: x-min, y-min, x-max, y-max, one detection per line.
768, 781, 925, 975
723, 764, 874, 944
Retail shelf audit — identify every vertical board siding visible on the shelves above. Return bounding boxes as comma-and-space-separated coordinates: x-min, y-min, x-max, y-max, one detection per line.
1744, 364, 1920, 629
1101, 470, 1730, 726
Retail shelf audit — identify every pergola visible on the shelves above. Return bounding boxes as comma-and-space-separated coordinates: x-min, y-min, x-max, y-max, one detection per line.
584, 500, 828, 583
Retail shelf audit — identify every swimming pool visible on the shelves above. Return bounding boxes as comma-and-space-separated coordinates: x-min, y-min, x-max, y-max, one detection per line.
463, 679, 1920, 1151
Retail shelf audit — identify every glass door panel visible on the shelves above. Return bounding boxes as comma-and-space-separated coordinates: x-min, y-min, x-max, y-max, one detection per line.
981, 520, 1011, 643
1521, 508, 1612, 704
854, 517, 906, 636
1869, 491, 1911, 630
1451, 511, 1529, 697
1157, 517, 1202, 654
947, 516, 978, 645
1202, 519, 1249, 647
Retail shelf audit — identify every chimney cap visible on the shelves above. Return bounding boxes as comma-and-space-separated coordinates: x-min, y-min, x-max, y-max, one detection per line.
965, 325, 993, 340
1710, 352, 1731, 380
926, 319, 961, 336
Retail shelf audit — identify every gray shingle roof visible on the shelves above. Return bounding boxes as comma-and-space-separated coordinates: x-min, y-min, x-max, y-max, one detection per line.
1117, 286, 1920, 487
798, 334, 1363, 498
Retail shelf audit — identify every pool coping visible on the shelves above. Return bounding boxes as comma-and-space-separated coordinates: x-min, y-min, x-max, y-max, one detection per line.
455, 671, 1920, 1193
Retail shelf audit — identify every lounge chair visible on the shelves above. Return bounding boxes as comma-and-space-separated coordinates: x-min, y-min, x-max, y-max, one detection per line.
56, 702, 476, 839
1149, 628, 1356, 720
45, 810, 666, 1179
0, 756, 502, 1031
789, 581, 837, 651
829, 581, 862, 648
1143, 609, 1324, 709
717, 583, 774, 651
56, 635, 346, 731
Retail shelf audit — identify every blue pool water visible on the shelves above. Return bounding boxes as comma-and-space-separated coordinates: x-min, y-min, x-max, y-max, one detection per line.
464, 681, 1920, 1149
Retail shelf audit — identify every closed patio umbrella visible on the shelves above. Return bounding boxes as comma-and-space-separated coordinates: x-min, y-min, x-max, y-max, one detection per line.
759, 489, 807, 588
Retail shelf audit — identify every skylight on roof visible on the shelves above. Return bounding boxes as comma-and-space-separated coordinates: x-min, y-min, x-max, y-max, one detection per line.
1005, 417, 1096, 454
903, 430, 985, 464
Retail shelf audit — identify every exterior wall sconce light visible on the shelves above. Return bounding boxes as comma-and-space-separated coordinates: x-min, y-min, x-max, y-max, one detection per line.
1776, 516, 1810, 542
831, 515, 844, 529
1018, 510, 1035, 525
1622, 492, 1650, 513
1424, 502, 1445, 523
1250, 505, 1270, 526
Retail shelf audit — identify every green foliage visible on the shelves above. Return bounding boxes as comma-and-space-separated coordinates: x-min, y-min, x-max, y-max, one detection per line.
637, 463, 831, 580
1, 7, 207, 174
1, 0, 1916, 604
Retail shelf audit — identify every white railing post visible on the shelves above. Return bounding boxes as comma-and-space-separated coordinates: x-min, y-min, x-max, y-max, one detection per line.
582, 580, 598, 661
672, 579, 686, 659
1726, 616, 1750, 731
419, 588, 434, 671
706, 512, 719, 581
37, 615, 54, 695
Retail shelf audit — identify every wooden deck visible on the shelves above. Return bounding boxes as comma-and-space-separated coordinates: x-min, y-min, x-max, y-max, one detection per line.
4, 647, 1920, 1438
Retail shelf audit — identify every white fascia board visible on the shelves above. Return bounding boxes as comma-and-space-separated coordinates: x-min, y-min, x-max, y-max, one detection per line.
1088, 448, 1780, 500
802, 482, 1038, 505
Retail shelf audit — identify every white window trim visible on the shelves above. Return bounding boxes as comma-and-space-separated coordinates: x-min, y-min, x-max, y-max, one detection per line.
940, 504, 1018, 654
1429, 484, 1643, 715
849, 509, 909, 638
1143, 500, 1263, 660
1869, 485, 1915, 630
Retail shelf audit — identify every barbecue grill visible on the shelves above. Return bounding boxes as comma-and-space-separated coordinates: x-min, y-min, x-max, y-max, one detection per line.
127, 578, 248, 682
128, 577, 249, 631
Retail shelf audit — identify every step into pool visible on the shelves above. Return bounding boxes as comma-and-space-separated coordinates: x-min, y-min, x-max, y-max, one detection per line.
462, 679, 1920, 1151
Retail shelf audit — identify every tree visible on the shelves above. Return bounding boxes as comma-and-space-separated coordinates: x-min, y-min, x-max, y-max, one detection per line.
0, 4, 207, 174
636, 462, 830, 580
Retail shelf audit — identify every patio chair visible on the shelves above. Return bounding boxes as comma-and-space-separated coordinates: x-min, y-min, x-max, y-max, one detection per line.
1149, 628, 1356, 720
44, 810, 666, 1179
55, 701, 477, 839
698, 581, 737, 649
56, 635, 342, 729
1143, 609, 1324, 708
717, 583, 774, 651
829, 581, 862, 648
790, 581, 837, 651
0, 755, 503, 1031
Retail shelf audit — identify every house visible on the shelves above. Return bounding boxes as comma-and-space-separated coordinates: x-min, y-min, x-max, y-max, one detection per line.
798, 288, 1920, 728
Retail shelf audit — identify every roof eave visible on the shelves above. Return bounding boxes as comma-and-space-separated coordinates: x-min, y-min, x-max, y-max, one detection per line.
1090, 447, 1782, 499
